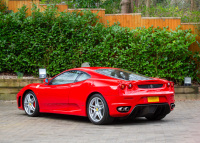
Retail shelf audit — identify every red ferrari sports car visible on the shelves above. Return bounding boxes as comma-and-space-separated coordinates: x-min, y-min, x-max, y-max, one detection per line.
17, 67, 175, 125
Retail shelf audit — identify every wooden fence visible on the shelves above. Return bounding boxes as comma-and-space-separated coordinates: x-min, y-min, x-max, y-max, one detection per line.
8, 0, 39, 15
181, 23, 200, 53
1, 0, 8, 7
4, 0, 200, 54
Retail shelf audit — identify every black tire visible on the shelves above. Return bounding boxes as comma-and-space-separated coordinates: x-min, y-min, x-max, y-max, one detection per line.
145, 114, 166, 121
23, 91, 39, 117
87, 94, 114, 125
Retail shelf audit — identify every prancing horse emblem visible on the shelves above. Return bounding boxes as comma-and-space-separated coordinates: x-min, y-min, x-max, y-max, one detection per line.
149, 84, 153, 88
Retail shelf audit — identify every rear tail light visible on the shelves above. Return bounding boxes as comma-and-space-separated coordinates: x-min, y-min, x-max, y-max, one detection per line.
128, 83, 133, 89
120, 84, 126, 90
167, 82, 174, 88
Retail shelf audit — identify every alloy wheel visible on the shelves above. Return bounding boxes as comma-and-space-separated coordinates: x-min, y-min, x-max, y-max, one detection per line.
89, 97, 105, 122
24, 93, 36, 115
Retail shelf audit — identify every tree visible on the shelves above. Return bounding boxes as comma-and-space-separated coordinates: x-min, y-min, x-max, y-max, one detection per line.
120, 0, 131, 13
120, 0, 139, 13
191, 0, 199, 11
145, 0, 150, 16
134, 0, 139, 7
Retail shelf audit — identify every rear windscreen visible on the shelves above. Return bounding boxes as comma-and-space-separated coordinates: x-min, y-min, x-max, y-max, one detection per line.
95, 69, 152, 81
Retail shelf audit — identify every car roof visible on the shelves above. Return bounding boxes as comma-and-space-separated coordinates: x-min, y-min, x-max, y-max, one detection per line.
73, 67, 121, 80
72, 67, 119, 72
56, 67, 121, 81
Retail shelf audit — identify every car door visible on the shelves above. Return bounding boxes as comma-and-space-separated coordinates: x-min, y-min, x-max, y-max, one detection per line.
68, 72, 92, 113
38, 70, 81, 112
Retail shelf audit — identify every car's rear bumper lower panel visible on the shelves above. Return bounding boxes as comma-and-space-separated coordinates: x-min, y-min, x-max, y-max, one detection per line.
128, 103, 171, 118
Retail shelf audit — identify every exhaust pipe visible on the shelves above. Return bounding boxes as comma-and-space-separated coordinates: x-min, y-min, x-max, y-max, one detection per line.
124, 107, 129, 112
170, 103, 175, 109
117, 106, 131, 112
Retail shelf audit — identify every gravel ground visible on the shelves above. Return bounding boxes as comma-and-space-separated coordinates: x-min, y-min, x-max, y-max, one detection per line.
0, 100, 200, 143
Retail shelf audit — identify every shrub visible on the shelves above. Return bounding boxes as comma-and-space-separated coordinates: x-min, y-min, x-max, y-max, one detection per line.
0, 5, 199, 84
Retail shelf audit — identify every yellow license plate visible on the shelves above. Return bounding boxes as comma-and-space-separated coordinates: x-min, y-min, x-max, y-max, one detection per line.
147, 96, 159, 102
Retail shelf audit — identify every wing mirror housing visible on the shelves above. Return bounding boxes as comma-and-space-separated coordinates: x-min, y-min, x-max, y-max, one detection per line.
43, 78, 49, 84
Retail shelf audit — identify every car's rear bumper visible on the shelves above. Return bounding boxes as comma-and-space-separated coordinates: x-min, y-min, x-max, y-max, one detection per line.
105, 93, 175, 117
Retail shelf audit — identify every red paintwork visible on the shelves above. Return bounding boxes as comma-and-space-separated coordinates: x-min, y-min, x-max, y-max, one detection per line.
16, 67, 175, 117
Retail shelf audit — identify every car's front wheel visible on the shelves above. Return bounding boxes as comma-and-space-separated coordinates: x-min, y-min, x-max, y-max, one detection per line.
87, 94, 114, 125
23, 91, 39, 117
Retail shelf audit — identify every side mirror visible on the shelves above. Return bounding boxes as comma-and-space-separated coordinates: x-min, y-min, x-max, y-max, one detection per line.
43, 78, 48, 84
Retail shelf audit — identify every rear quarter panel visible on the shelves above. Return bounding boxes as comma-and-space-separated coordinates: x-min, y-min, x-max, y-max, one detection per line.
92, 79, 119, 96
68, 78, 119, 116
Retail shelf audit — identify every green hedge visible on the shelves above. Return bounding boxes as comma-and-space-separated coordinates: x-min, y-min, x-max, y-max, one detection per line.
0, 5, 199, 84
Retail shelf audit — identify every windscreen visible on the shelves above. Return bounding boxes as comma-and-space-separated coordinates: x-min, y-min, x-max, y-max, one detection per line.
95, 69, 153, 81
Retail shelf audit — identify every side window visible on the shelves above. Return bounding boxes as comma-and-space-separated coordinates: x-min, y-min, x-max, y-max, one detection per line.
50, 71, 81, 85
76, 73, 90, 82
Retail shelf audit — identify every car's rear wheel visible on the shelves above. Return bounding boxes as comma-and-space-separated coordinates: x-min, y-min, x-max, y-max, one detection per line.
23, 91, 39, 117
87, 94, 114, 125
